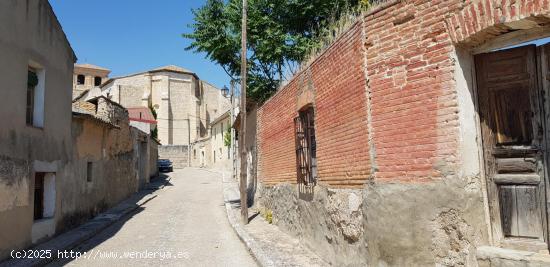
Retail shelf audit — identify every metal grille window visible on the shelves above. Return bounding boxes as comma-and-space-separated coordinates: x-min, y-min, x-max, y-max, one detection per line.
294, 107, 317, 185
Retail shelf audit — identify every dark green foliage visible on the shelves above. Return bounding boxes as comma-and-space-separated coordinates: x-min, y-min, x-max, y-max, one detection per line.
149, 105, 158, 139
224, 127, 231, 147
184, 0, 366, 103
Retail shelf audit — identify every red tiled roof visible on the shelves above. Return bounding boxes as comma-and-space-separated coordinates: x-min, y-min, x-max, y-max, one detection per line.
127, 107, 157, 124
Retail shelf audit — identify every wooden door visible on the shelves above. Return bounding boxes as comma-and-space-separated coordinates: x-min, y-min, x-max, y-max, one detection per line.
476, 45, 548, 251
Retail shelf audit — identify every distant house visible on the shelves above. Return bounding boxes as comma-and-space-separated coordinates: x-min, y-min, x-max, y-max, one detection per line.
126, 107, 157, 135
209, 110, 231, 170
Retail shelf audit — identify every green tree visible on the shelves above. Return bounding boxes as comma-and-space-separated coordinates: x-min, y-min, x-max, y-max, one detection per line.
224, 127, 232, 147
184, 0, 368, 103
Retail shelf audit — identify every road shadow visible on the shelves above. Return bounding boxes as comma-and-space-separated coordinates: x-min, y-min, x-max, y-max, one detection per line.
148, 173, 173, 189
42, 174, 172, 267
225, 197, 254, 209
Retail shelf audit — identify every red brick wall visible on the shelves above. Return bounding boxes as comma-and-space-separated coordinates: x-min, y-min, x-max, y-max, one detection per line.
365, 1, 460, 182
257, 0, 550, 187
257, 76, 301, 185
258, 22, 370, 187
314, 24, 371, 187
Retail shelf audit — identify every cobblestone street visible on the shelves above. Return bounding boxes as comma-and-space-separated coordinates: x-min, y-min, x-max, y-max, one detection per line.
48, 169, 257, 267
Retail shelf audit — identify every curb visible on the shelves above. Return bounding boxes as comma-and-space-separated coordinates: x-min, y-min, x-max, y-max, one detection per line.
222, 181, 275, 267
0, 177, 170, 267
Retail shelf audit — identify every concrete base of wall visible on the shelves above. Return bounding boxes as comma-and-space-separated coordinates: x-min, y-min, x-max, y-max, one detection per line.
256, 175, 489, 266
477, 246, 550, 267
31, 218, 55, 244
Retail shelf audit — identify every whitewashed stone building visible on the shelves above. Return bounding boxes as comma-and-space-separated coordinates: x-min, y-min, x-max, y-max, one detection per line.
74, 65, 231, 168
79, 65, 230, 146
72, 63, 110, 99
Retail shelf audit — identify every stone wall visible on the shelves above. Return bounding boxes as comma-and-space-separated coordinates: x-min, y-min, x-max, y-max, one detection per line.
96, 97, 129, 127
256, 0, 550, 265
119, 85, 144, 108
168, 77, 194, 145
159, 145, 189, 169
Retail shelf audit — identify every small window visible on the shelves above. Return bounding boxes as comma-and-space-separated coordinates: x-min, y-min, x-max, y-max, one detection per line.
34, 172, 45, 220
214, 151, 216, 163
86, 162, 93, 182
94, 76, 102, 86
77, 74, 85, 85
194, 149, 197, 159
294, 107, 317, 185
219, 147, 222, 156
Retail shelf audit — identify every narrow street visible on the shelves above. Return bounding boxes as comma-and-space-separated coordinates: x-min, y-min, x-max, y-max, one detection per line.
48, 169, 257, 267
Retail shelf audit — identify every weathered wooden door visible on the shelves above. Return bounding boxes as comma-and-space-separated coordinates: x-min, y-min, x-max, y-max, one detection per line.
476, 45, 549, 251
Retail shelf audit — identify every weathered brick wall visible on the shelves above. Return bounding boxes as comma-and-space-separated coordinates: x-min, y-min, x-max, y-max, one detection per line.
258, 0, 550, 187
365, 1, 460, 182
256, 1, 550, 265
258, 21, 371, 187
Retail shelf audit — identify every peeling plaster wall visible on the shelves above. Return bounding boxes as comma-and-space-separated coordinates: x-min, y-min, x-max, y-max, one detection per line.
0, 0, 75, 260
57, 117, 139, 233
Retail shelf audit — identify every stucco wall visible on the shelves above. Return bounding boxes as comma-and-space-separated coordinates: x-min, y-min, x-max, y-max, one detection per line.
0, 0, 75, 260
58, 118, 138, 231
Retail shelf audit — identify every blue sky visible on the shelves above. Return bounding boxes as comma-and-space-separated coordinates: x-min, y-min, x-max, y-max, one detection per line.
49, 0, 230, 89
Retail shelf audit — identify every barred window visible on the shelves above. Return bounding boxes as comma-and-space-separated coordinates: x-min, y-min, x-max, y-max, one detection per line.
294, 106, 317, 185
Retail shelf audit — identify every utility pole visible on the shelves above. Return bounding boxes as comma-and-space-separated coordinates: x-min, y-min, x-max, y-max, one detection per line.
239, 0, 249, 224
